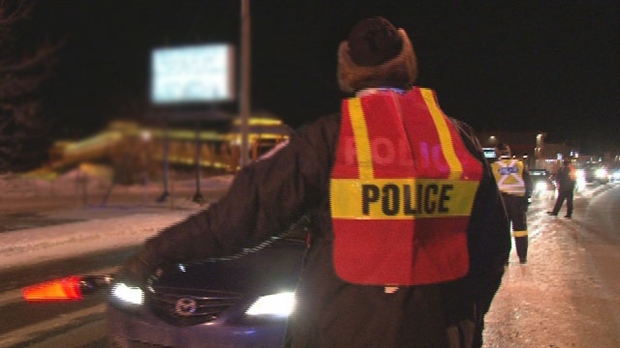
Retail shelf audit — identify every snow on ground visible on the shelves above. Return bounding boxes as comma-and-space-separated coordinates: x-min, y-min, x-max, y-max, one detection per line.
0, 209, 196, 270
0, 173, 233, 271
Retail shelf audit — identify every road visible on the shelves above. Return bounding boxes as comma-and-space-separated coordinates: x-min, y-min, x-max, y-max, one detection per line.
0, 182, 618, 347
0, 178, 228, 348
483, 182, 620, 348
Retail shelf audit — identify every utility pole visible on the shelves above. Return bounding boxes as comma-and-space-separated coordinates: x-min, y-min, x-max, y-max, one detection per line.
239, 0, 251, 168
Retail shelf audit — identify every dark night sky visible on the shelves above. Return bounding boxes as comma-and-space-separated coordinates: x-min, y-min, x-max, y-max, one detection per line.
31, 0, 619, 154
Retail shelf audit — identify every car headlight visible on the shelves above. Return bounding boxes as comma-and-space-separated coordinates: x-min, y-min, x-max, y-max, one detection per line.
245, 292, 295, 317
595, 168, 607, 179
111, 282, 144, 306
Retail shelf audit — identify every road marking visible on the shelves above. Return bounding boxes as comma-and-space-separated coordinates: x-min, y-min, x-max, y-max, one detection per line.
0, 288, 23, 306
24, 318, 107, 348
0, 303, 106, 347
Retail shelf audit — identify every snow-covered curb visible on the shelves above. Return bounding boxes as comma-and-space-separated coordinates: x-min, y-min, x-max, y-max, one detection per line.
0, 174, 234, 270
0, 210, 195, 270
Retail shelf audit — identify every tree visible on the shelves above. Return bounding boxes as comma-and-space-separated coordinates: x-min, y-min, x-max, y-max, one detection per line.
0, 0, 63, 173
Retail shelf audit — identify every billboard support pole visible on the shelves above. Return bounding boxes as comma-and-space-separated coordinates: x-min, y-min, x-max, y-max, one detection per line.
239, 0, 251, 168
156, 116, 171, 202
192, 114, 205, 204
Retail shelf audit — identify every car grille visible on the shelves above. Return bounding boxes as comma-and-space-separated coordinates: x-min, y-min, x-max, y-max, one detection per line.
148, 290, 242, 327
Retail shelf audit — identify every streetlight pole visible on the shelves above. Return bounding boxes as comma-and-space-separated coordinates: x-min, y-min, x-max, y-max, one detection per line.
239, 0, 251, 168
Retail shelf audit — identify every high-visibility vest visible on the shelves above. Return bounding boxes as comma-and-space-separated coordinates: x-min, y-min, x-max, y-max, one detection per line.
491, 158, 526, 196
568, 164, 577, 181
330, 88, 483, 286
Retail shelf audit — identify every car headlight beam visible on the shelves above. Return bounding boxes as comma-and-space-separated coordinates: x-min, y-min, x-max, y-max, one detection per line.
245, 292, 295, 317
111, 282, 144, 306
535, 181, 548, 192
576, 169, 585, 179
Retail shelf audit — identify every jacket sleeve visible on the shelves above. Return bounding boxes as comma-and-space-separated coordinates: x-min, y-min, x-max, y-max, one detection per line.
135, 114, 339, 267
450, 119, 511, 275
523, 167, 533, 198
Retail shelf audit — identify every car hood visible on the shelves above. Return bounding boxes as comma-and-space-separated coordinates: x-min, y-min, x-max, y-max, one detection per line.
151, 238, 307, 296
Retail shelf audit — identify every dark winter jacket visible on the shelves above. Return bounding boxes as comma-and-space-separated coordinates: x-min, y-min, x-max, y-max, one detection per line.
132, 103, 510, 348
555, 164, 576, 192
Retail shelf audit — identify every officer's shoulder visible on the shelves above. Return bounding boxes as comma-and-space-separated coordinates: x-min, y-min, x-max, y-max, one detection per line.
295, 113, 341, 138
298, 113, 340, 130
448, 117, 474, 133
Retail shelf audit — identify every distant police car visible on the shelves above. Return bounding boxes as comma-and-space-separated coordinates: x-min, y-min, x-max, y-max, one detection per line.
583, 165, 610, 184
529, 169, 555, 198
107, 219, 310, 348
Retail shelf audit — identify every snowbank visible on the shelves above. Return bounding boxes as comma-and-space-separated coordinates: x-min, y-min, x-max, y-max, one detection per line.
0, 174, 235, 270
0, 209, 197, 270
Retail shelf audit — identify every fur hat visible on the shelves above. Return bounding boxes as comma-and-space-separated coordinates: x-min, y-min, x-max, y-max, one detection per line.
337, 17, 418, 94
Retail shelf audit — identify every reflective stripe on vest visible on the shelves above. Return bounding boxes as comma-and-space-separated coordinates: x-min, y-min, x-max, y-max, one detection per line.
491, 159, 526, 196
330, 88, 483, 286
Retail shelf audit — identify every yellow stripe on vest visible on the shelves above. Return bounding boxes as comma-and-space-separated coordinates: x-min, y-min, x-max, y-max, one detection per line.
331, 178, 479, 219
420, 89, 463, 180
348, 98, 374, 179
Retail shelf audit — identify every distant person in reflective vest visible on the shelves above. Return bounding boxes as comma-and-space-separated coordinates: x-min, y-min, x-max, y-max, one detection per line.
118, 17, 511, 348
548, 158, 576, 218
491, 142, 533, 264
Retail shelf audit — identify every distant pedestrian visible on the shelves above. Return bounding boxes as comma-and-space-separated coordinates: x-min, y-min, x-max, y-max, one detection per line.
491, 142, 533, 264
548, 158, 576, 218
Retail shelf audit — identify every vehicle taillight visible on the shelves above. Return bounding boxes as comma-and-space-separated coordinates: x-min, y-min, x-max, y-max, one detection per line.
23, 276, 83, 301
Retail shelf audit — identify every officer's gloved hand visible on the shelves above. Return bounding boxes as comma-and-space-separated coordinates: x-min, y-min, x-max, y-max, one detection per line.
115, 252, 158, 288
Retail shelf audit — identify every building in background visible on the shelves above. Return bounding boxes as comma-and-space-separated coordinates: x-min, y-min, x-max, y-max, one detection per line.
477, 131, 553, 170
45, 111, 290, 185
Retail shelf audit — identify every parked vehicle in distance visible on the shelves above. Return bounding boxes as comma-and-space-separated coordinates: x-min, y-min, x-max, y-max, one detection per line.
529, 169, 556, 199
583, 165, 610, 184
610, 166, 620, 183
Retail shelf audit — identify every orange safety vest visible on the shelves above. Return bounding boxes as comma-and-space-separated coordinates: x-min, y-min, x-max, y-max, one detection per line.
568, 164, 577, 181
330, 88, 483, 286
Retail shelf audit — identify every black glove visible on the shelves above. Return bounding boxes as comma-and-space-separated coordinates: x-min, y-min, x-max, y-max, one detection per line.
116, 251, 158, 287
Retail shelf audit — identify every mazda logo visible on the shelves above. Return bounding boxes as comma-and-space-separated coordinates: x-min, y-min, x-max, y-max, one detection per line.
175, 298, 197, 316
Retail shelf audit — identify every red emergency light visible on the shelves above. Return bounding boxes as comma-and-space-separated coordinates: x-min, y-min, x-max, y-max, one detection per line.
23, 275, 113, 302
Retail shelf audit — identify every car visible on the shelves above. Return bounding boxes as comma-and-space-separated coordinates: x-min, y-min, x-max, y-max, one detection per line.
610, 166, 620, 183
583, 165, 610, 184
107, 217, 311, 348
529, 169, 555, 199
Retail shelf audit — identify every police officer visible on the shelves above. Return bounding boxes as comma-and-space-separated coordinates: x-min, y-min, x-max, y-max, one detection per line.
118, 17, 510, 348
548, 158, 576, 218
491, 142, 533, 264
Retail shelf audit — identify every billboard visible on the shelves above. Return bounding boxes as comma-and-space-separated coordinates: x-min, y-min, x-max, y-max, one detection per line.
150, 44, 235, 104
483, 147, 497, 160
